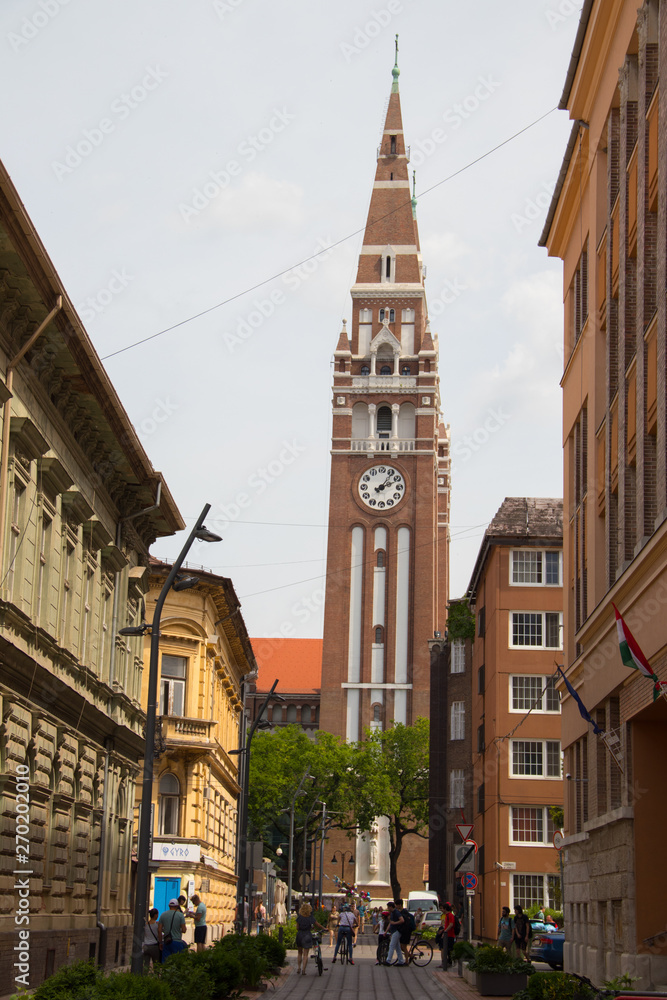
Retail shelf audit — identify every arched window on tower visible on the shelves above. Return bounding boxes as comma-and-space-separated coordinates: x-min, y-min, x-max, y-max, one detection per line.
376, 550, 385, 567
352, 402, 369, 441
398, 402, 415, 441
361, 365, 370, 375
375, 626, 384, 644
390, 135, 396, 154
377, 406, 392, 443
370, 704, 383, 732
379, 308, 395, 323
158, 773, 180, 836
380, 365, 392, 375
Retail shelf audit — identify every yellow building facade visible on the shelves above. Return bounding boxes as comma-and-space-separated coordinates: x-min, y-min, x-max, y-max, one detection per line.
136, 562, 256, 941
0, 161, 183, 992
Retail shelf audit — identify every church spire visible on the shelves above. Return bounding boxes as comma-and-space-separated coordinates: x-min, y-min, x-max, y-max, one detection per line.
349, 46, 426, 356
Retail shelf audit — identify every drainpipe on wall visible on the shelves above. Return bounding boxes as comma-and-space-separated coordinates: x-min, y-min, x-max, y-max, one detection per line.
96, 736, 114, 968
0, 297, 62, 567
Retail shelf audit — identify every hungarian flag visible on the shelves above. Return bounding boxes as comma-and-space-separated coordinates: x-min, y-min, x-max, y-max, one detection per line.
613, 603, 665, 701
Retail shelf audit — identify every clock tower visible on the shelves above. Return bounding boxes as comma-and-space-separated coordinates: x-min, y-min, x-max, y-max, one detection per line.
320, 50, 450, 893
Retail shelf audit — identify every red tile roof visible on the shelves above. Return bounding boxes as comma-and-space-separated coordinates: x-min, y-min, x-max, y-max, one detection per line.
250, 637, 322, 693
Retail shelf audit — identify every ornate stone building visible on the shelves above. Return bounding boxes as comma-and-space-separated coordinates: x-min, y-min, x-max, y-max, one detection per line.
0, 160, 183, 990
137, 561, 255, 941
540, 0, 667, 986
319, 53, 450, 897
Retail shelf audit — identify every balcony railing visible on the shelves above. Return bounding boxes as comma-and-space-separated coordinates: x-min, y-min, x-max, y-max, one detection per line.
350, 438, 415, 453
163, 717, 214, 739
352, 375, 416, 389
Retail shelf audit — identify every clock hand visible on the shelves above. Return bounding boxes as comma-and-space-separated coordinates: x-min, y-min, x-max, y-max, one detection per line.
374, 475, 395, 493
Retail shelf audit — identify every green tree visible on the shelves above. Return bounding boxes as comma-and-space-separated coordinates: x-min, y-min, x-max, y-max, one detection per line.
348, 717, 430, 900
247, 719, 430, 902
446, 598, 475, 640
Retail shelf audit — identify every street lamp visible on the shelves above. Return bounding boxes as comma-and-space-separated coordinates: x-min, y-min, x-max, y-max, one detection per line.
229, 679, 284, 934
130, 503, 222, 975
331, 849, 355, 889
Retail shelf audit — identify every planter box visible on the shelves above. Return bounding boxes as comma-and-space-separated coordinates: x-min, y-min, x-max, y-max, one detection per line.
475, 972, 529, 996
462, 964, 477, 987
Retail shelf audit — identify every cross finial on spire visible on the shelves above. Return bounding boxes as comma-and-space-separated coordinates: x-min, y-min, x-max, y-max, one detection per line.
392, 34, 400, 92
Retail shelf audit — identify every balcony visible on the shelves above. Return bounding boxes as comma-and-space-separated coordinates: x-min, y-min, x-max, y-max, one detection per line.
352, 375, 416, 389
163, 716, 215, 740
350, 438, 415, 453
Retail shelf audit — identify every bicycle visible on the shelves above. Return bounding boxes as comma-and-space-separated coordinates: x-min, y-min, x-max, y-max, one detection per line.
339, 930, 351, 964
377, 935, 389, 965
407, 933, 433, 967
311, 932, 324, 976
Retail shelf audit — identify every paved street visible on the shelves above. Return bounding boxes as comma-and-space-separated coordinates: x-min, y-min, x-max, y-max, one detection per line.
275, 934, 459, 1000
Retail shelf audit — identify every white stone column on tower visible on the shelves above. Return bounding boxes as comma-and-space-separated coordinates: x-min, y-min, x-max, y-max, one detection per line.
368, 403, 377, 450
391, 403, 399, 448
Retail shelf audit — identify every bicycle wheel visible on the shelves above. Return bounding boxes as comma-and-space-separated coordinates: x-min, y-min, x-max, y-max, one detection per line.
340, 934, 349, 964
378, 937, 389, 965
317, 951, 323, 976
410, 938, 433, 967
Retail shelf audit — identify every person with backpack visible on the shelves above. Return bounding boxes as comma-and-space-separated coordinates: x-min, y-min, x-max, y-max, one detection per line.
441, 902, 456, 969
497, 906, 514, 952
158, 898, 187, 962
385, 899, 406, 966
513, 905, 532, 960
399, 900, 415, 965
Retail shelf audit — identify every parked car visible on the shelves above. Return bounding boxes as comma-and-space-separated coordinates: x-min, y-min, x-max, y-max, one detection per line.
420, 910, 443, 930
529, 921, 564, 969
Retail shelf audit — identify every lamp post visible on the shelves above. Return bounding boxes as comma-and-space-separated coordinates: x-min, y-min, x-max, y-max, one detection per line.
130, 503, 222, 975
285, 769, 313, 917
229, 679, 283, 934
330, 849, 355, 890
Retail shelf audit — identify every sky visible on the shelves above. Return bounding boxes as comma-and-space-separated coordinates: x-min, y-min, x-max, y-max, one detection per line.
0, 0, 581, 641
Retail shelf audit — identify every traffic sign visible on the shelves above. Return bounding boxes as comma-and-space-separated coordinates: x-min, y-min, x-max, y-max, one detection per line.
456, 823, 474, 841
463, 872, 478, 890
466, 889, 475, 897
553, 830, 564, 850
454, 843, 476, 873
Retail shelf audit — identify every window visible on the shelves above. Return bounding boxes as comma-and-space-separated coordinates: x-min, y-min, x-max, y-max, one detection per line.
286, 705, 297, 723
450, 639, 465, 674
510, 806, 556, 844
449, 769, 465, 809
478, 664, 485, 695
450, 701, 465, 740
511, 676, 560, 712
477, 724, 485, 753
35, 514, 51, 622
361, 365, 370, 375
380, 365, 392, 375
379, 308, 395, 322
511, 549, 561, 586
375, 626, 383, 644
301, 705, 312, 724
510, 612, 562, 648
477, 606, 485, 637
371, 704, 383, 732
158, 773, 180, 835
376, 550, 385, 567
401, 365, 411, 375
477, 783, 485, 814
511, 873, 561, 910
377, 406, 392, 438
390, 135, 396, 154
511, 740, 562, 778
159, 654, 186, 716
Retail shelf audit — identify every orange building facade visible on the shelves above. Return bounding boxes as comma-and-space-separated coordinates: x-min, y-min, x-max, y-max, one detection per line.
468, 499, 564, 942
541, 0, 667, 986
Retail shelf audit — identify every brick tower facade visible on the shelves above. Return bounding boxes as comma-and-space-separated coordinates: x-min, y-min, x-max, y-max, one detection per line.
320, 53, 450, 898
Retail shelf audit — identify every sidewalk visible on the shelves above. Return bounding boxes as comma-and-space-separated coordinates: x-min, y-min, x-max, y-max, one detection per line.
269, 932, 510, 1000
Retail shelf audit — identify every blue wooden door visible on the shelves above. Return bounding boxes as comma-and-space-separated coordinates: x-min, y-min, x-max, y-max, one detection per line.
153, 877, 181, 916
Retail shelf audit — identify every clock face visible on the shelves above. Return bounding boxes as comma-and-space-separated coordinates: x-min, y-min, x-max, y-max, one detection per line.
357, 465, 406, 510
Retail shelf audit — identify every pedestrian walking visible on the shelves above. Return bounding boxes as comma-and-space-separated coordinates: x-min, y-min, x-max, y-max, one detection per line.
497, 906, 513, 952
295, 902, 324, 975
385, 899, 406, 966
328, 903, 340, 946
190, 893, 207, 951
513, 905, 531, 961
142, 908, 161, 969
441, 902, 456, 969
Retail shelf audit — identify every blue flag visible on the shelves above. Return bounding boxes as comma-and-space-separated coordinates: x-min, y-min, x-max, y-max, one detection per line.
556, 667, 602, 735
